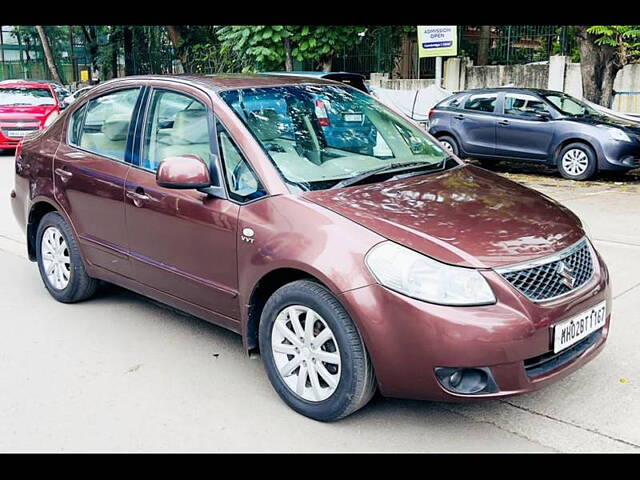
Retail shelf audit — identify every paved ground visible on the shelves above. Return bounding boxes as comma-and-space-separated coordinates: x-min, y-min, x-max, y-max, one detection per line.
1, 151, 639, 453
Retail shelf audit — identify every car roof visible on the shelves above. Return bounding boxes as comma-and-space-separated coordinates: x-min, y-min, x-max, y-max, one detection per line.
0, 79, 55, 89
457, 87, 565, 96
260, 71, 365, 79
100, 74, 340, 92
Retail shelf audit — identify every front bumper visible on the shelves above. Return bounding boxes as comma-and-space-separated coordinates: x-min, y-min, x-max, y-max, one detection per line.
598, 137, 640, 170
339, 245, 611, 401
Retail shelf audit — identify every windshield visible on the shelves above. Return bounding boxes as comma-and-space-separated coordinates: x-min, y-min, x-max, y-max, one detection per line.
219, 85, 451, 191
542, 93, 600, 118
0, 87, 55, 107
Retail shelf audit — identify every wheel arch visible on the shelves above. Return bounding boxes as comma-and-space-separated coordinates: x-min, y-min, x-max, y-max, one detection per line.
245, 267, 332, 353
27, 200, 62, 261
553, 137, 598, 164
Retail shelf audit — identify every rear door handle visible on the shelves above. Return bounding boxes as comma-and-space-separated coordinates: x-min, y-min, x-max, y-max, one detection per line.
497, 119, 510, 126
454, 114, 465, 120
126, 188, 150, 208
54, 167, 73, 182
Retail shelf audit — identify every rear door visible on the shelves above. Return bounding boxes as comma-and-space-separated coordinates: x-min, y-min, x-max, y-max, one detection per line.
495, 92, 556, 160
453, 92, 498, 156
53, 87, 144, 277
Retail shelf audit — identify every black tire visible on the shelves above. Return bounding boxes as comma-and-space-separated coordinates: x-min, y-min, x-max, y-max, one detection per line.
438, 135, 460, 157
259, 280, 376, 422
35, 211, 98, 303
557, 142, 598, 181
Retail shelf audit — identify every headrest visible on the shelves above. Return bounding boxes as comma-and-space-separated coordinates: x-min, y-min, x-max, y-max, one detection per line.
171, 109, 210, 144
247, 109, 281, 142
102, 114, 130, 141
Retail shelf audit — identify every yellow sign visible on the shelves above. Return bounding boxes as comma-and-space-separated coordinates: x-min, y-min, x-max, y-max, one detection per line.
417, 26, 458, 58
80, 70, 89, 82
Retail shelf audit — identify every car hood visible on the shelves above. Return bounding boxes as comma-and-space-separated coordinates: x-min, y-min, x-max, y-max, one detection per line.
569, 114, 640, 135
302, 165, 585, 269
0, 104, 57, 122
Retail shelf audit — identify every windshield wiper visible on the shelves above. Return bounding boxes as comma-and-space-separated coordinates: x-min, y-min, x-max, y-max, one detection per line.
330, 158, 450, 190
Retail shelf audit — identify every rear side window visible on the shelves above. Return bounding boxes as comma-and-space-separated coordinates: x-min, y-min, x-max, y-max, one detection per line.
77, 88, 141, 161
68, 104, 86, 146
438, 95, 464, 109
464, 93, 497, 113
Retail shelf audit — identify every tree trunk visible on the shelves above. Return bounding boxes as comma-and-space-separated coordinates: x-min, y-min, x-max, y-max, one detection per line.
283, 37, 293, 71
165, 25, 186, 73
576, 26, 620, 106
123, 26, 134, 76
477, 26, 491, 66
35, 26, 63, 84
320, 54, 333, 72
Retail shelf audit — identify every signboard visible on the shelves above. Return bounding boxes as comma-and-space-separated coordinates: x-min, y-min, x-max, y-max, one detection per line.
80, 70, 89, 82
417, 26, 457, 58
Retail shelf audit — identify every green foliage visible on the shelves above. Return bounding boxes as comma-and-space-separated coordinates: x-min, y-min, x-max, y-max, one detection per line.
586, 25, 640, 64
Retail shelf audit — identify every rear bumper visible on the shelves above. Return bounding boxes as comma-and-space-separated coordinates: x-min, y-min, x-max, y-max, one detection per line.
339, 244, 611, 402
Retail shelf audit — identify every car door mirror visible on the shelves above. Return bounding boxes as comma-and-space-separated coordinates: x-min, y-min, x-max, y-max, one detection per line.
156, 155, 212, 189
535, 111, 551, 121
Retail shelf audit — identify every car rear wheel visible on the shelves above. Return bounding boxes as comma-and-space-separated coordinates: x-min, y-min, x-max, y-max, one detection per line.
36, 212, 98, 303
438, 135, 459, 157
259, 280, 376, 422
557, 143, 597, 180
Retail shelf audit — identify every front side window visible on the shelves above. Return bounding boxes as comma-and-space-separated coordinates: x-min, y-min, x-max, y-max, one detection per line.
78, 88, 141, 161
504, 93, 551, 118
141, 89, 210, 172
216, 121, 267, 202
0, 87, 55, 106
542, 93, 600, 118
219, 85, 449, 192
464, 93, 497, 113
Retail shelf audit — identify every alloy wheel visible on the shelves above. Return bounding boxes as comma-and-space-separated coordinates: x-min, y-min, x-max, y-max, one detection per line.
41, 226, 71, 290
561, 149, 589, 176
441, 140, 455, 154
271, 305, 341, 402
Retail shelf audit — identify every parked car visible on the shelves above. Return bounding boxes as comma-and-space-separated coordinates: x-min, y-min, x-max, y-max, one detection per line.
62, 86, 94, 107
11, 75, 611, 421
7, 79, 73, 107
428, 87, 640, 180
0, 80, 62, 150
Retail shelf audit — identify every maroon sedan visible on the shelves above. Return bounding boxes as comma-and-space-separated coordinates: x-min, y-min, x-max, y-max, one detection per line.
10, 74, 611, 421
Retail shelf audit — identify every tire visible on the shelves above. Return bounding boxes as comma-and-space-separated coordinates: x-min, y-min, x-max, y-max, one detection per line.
438, 135, 459, 157
557, 142, 598, 181
35, 211, 98, 303
259, 280, 376, 422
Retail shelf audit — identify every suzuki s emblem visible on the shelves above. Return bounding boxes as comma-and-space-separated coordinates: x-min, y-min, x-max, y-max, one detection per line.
241, 227, 255, 244
557, 261, 576, 288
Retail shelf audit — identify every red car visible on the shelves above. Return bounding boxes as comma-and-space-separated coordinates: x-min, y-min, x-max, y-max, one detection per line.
10, 75, 611, 421
0, 80, 62, 150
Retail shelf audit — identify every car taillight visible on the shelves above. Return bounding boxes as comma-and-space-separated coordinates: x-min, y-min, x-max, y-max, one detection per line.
428, 108, 436, 118
15, 140, 23, 163
315, 100, 331, 127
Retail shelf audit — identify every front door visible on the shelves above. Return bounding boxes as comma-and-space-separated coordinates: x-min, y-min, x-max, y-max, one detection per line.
124, 87, 241, 321
495, 92, 556, 160
53, 87, 142, 277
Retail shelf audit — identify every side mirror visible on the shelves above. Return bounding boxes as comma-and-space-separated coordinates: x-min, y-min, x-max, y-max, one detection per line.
156, 155, 212, 189
536, 111, 551, 121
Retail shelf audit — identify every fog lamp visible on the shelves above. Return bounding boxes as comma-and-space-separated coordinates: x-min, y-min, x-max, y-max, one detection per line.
435, 367, 499, 395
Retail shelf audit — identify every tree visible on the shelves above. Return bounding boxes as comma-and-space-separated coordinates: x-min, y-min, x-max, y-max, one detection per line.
576, 25, 640, 106
217, 25, 368, 72
477, 26, 491, 66
35, 26, 62, 84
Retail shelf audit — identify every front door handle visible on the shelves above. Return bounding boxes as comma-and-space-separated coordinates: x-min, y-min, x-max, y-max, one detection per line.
497, 119, 510, 126
454, 114, 465, 120
54, 167, 73, 182
126, 188, 150, 208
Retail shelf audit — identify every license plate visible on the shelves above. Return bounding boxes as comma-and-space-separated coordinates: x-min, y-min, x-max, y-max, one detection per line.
553, 301, 606, 353
343, 113, 363, 122
6, 130, 30, 138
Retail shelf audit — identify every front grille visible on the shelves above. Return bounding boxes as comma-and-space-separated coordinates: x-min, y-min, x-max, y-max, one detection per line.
497, 238, 593, 301
524, 331, 601, 378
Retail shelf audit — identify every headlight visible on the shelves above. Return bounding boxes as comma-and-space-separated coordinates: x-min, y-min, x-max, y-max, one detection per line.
607, 127, 632, 142
365, 241, 496, 306
43, 111, 59, 128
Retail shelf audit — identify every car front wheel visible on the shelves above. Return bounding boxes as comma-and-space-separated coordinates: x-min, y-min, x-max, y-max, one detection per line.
36, 211, 98, 303
259, 280, 376, 421
557, 143, 597, 180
